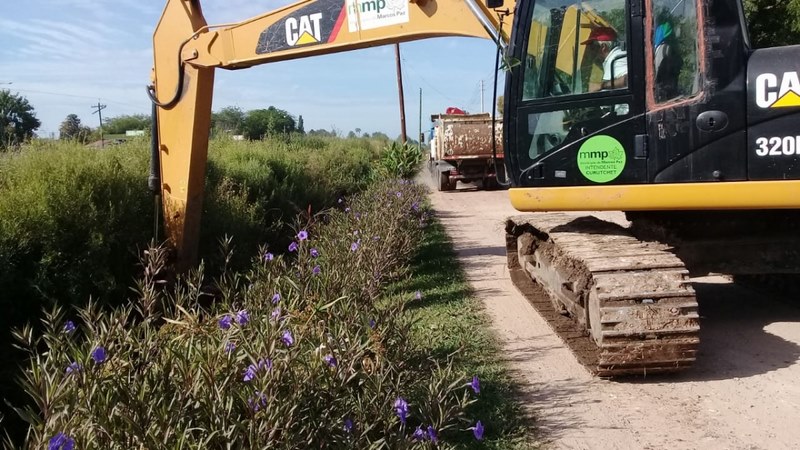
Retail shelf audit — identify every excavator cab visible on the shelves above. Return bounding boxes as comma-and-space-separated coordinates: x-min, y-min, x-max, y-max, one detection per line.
502, 0, 762, 206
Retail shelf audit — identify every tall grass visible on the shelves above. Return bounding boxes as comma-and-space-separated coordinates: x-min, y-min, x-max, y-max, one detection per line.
10, 181, 491, 449
0, 135, 383, 440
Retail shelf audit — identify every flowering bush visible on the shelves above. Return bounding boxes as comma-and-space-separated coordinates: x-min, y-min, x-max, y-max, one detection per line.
9, 180, 486, 448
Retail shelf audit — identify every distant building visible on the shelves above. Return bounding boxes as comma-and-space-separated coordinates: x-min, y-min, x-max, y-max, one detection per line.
233, 135, 245, 141
125, 130, 145, 137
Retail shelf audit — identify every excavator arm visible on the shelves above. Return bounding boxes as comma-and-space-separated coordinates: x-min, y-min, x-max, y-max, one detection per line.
151, 0, 512, 270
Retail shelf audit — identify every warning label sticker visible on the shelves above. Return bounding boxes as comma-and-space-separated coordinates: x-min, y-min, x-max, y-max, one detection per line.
346, 0, 409, 32
576, 135, 626, 183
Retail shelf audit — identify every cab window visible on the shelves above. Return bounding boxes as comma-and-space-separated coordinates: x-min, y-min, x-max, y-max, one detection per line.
521, 0, 629, 101
651, 0, 701, 102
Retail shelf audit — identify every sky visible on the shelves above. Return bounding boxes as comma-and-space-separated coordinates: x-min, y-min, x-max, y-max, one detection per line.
0, 0, 504, 139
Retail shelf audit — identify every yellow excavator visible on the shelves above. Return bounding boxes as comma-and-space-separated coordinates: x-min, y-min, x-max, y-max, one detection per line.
151, 0, 800, 376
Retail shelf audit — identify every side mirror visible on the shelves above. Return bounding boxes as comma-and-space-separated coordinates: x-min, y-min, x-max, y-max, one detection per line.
419, 133, 425, 143
486, 0, 504, 8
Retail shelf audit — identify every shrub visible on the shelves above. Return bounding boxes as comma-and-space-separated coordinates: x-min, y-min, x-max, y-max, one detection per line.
10, 181, 486, 448
0, 136, 384, 441
376, 142, 424, 180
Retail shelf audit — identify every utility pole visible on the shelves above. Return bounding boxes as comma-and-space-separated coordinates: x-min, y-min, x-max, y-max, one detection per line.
418, 88, 423, 145
394, 43, 407, 143
480, 80, 485, 113
91, 101, 107, 148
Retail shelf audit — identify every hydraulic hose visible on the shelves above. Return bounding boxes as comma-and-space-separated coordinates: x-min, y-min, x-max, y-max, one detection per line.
149, 100, 161, 240
492, 13, 512, 187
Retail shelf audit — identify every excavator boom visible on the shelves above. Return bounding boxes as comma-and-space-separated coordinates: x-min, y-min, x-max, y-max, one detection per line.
151, 0, 512, 270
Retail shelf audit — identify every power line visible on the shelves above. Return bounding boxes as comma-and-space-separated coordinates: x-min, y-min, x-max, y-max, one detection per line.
9, 87, 145, 111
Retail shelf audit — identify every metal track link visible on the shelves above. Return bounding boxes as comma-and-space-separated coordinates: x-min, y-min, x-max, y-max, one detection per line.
506, 213, 700, 377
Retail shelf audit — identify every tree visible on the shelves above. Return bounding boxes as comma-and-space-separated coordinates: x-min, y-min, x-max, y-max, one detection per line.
297, 115, 305, 134
59, 114, 94, 143
59, 114, 82, 140
103, 114, 151, 135
242, 107, 295, 140
212, 106, 246, 135
743, 0, 800, 48
0, 90, 40, 149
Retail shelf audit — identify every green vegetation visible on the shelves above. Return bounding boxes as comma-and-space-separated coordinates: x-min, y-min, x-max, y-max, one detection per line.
397, 219, 533, 448
744, 0, 800, 48
9, 181, 496, 448
102, 114, 151, 135
0, 135, 528, 447
0, 135, 384, 439
0, 90, 40, 149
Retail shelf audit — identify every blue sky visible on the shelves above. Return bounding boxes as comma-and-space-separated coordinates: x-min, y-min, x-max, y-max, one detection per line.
0, 0, 502, 139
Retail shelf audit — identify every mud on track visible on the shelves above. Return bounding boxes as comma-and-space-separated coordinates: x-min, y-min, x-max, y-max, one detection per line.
425, 179, 800, 450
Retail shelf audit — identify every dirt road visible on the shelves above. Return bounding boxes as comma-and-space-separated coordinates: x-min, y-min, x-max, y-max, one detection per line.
426, 182, 800, 450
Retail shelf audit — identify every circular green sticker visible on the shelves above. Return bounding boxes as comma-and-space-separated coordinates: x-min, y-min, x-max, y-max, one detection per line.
577, 135, 626, 183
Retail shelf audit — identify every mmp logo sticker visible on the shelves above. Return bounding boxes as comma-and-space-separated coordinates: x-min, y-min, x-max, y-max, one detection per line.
577, 135, 626, 183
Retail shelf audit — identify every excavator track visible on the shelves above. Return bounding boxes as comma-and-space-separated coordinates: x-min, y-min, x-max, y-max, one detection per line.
506, 213, 700, 376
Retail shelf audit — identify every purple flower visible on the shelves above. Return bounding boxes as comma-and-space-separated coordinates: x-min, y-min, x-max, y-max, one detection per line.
271, 307, 282, 321
48, 432, 75, 450
411, 201, 420, 211
471, 375, 481, 394
224, 341, 236, 353
288, 241, 298, 252
297, 230, 308, 241
413, 426, 426, 441
323, 354, 337, 367
65, 361, 81, 375
355, 213, 361, 220
350, 242, 359, 252
243, 364, 258, 382
248, 391, 268, 411
427, 426, 438, 443
395, 191, 402, 198
353, 230, 359, 236
343, 417, 354, 433
345, 207, 351, 213
219, 315, 232, 330
312, 265, 321, 275
91, 346, 107, 364
369, 318, 376, 328
272, 293, 281, 304
373, 235, 380, 241
258, 358, 273, 371
310, 248, 319, 258
471, 420, 484, 440
244, 358, 272, 381
63, 321, 76, 334
263, 251, 274, 262
394, 397, 409, 425
236, 309, 250, 326
415, 291, 422, 300
282, 329, 294, 347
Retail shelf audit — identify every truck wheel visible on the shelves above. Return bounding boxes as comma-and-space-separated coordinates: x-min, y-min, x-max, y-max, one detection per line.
438, 172, 452, 192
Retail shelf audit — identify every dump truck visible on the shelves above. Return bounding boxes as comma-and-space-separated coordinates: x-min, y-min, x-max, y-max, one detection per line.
429, 112, 504, 191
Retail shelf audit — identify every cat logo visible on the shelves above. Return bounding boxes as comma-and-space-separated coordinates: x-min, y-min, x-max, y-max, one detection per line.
755, 71, 800, 109
285, 13, 323, 46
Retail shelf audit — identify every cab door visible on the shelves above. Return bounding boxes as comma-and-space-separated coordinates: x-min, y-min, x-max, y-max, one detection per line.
504, 0, 648, 188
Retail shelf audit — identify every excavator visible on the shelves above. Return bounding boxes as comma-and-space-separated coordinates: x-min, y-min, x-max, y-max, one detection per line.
150, 0, 800, 376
